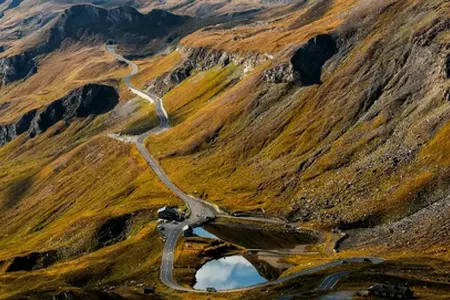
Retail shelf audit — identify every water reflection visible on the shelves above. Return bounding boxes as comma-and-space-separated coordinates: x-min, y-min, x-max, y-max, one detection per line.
194, 255, 267, 290
317, 291, 356, 299
193, 227, 219, 239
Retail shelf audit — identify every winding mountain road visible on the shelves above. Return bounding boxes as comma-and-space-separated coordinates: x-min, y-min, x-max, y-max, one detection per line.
105, 44, 385, 294
106, 44, 218, 291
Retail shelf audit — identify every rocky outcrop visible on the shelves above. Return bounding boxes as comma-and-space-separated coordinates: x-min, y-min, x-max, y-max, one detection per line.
0, 84, 119, 146
0, 110, 37, 146
96, 214, 132, 249
290, 34, 338, 85
150, 60, 195, 96
0, 5, 190, 85
263, 63, 298, 84
180, 46, 269, 72
150, 46, 271, 96
0, 52, 37, 85
262, 34, 338, 85
6, 250, 58, 272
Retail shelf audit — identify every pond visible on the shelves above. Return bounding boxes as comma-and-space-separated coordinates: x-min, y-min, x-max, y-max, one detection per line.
193, 227, 219, 239
203, 222, 318, 250
194, 255, 267, 291
191, 223, 319, 290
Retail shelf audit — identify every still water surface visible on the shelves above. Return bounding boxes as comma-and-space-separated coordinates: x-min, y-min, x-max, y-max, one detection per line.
194, 255, 267, 290
193, 227, 219, 239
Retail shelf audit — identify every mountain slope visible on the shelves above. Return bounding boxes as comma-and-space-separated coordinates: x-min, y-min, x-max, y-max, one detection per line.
143, 0, 450, 247
0, 0, 449, 299
0, 5, 190, 84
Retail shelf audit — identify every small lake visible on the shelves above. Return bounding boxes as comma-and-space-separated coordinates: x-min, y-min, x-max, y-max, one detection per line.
204, 222, 318, 250
193, 227, 219, 239
194, 255, 267, 291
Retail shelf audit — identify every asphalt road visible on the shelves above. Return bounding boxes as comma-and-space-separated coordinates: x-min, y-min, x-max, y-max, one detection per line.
106, 45, 218, 290
105, 44, 385, 294
274, 271, 354, 300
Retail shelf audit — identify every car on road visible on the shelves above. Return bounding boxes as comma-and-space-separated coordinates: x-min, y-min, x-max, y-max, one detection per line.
172, 221, 178, 225
341, 260, 349, 264
157, 225, 164, 231
363, 258, 372, 263
206, 287, 217, 293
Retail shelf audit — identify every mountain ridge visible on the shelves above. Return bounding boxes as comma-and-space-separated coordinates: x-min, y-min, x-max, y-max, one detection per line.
0, 4, 190, 84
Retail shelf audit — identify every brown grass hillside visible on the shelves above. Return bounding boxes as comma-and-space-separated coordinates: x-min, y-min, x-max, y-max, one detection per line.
145, 0, 450, 248
0, 0, 449, 298
0, 43, 128, 124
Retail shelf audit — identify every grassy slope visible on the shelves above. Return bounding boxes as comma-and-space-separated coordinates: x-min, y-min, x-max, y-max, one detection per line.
181, 0, 357, 53
143, 0, 450, 251
0, 0, 449, 298
0, 46, 190, 298
0, 113, 189, 298
0, 43, 129, 124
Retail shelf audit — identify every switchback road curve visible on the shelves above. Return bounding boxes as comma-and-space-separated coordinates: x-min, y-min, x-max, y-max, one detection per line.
105, 44, 385, 294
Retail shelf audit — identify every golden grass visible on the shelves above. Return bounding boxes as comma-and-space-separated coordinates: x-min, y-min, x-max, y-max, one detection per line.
0, 44, 128, 124
181, 0, 358, 54
131, 51, 182, 88
419, 121, 450, 167
1, 0, 449, 297
138, 0, 450, 238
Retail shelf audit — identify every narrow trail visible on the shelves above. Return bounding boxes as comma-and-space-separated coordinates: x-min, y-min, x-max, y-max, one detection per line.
105, 44, 384, 294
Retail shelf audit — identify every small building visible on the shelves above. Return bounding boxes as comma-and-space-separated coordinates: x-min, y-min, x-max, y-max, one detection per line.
157, 206, 181, 221
368, 283, 414, 299
182, 225, 194, 237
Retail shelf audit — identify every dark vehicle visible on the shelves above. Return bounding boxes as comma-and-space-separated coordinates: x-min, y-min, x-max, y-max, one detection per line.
143, 286, 155, 294
158, 206, 182, 221
206, 287, 217, 293
368, 283, 414, 299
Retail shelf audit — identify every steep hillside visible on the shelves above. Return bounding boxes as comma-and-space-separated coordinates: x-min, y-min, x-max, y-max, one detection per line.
0, 0, 449, 299
142, 0, 450, 250
0, 83, 119, 146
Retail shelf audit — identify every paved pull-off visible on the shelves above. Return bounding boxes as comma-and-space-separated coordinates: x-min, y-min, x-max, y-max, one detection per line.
105, 45, 384, 294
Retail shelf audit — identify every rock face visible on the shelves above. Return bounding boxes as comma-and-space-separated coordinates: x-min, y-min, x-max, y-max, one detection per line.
262, 34, 338, 85
0, 5, 190, 85
180, 46, 269, 72
150, 46, 271, 96
152, 60, 195, 96
96, 214, 132, 249
0, 52, 37, 85
0, 84, 119, 146
6, 250, 58, 272
54, 5, 189, 44
290, 34, 338, 85
263, 63, 298, 84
